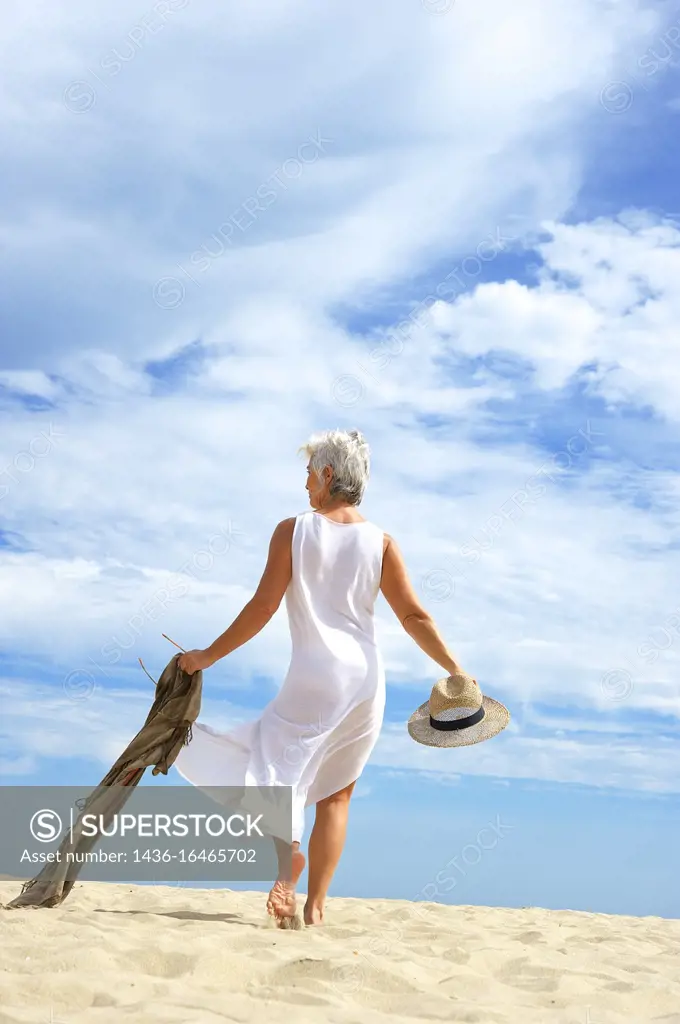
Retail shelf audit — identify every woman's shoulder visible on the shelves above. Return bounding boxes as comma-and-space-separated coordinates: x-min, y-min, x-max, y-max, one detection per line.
271, 517, 297, 540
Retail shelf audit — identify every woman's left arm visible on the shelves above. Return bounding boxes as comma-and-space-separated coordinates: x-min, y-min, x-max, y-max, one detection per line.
178, 518, 295, 674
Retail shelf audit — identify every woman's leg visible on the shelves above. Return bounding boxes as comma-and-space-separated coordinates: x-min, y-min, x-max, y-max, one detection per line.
266, 838, 306, 928
304, 780, 356, 925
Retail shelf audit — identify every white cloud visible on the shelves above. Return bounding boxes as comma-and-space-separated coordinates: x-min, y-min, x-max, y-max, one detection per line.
428, 213, 680, 415
373, 722, 680, 794
0, 0, 660, 368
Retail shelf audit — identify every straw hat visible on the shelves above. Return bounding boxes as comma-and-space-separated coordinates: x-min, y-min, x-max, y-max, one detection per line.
408, 671, 510, 747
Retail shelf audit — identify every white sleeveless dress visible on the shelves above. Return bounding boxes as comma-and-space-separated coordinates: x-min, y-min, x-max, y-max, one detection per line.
173, 509, 386, 842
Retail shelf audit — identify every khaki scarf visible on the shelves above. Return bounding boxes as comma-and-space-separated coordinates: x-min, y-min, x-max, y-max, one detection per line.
2, 653, 202, 910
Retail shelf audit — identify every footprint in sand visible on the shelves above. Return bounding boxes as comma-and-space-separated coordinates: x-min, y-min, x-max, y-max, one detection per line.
91, 992, 118, 1007
253, 987, 332, 1007
434, 946, 471, 965
130, 950, 198, 978
602, 980, 635, 993
494, 955, 561, 994
515, 930, 545, 944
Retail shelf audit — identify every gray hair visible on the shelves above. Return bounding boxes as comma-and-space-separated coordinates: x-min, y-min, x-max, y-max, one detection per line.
299, 428, 371, 505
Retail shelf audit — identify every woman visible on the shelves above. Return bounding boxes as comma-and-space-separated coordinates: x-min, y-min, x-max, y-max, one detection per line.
175, 428, 466, 927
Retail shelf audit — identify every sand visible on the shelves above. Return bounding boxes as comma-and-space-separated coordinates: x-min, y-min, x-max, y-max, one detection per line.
1, 881, 679, 1024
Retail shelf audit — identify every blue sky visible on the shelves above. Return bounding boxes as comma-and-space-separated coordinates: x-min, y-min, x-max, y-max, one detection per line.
1, 0, 680, 919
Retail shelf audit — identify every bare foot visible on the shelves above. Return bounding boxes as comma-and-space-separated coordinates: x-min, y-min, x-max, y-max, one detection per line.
266, 849, 306, 929
303, 900, 324, 926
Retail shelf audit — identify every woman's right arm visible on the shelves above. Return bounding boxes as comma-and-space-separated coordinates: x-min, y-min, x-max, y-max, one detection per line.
379, 534, 463, 677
